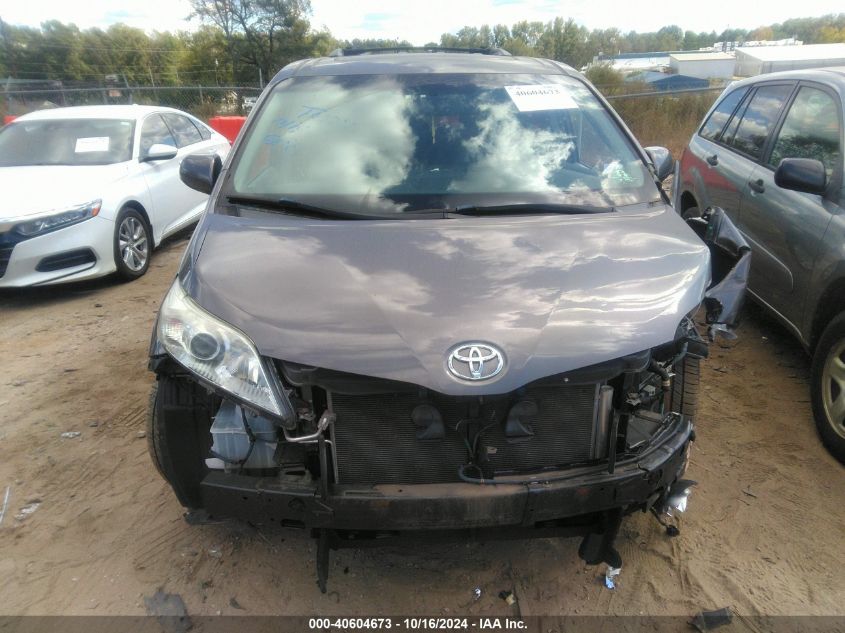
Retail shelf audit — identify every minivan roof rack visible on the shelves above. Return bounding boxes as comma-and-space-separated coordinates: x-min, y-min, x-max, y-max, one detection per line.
328, 46, 512, 57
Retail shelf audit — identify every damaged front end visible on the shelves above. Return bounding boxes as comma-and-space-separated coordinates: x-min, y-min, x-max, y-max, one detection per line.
148, 208, 749, 592
689, 206, 752, 340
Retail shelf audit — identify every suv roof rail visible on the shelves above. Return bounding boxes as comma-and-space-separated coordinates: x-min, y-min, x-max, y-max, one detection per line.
328, 46, 512, 58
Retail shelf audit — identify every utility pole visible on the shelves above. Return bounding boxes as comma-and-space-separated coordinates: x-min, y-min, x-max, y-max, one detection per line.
259, 67, 263, 88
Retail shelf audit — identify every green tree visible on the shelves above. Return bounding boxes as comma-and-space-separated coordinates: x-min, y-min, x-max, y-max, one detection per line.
537, 17, 589, 68
189, 0, 314, 82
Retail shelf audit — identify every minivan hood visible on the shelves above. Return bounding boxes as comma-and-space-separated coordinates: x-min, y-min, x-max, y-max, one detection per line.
184, 205, 710, 395
0, 164, 130, 220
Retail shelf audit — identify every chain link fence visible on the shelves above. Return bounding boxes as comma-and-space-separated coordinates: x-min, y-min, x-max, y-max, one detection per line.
1, 81, 724, 157
1, 86, 264, 121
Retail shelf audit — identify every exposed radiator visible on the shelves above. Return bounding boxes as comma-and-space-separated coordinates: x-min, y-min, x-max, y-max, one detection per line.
330, 383, 599, 485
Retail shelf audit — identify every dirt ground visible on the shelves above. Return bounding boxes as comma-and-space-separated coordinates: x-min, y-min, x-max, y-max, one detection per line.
1, 231, 844, 619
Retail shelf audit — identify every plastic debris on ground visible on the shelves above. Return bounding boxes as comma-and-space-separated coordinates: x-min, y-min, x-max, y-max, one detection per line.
472, 587, 482, 601
15, 500, 41, 521
690, 607, 733, 632
60, 432, 81, 439
604, 565, 621, 590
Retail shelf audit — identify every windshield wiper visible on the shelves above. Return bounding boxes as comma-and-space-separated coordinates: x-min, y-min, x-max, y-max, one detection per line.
226, 195, 446, 220
450, 203, 614, 216
227, 195, 378, 220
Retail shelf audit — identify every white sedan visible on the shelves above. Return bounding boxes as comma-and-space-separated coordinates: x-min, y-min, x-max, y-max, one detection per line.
0, 105, 230, 287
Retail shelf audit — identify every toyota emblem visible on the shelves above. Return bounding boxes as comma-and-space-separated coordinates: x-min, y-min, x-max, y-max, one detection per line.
447, 343, 505, 381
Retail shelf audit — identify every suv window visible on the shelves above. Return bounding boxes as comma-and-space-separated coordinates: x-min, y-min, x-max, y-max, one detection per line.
140, 114, 177, 157
769, 86, 842, 181
728, 84, 793, 160
162, 113, 203, 147
700, 87, 748, 141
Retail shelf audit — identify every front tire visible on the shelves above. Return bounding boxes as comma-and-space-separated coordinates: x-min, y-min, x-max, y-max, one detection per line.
811, 313, 845, 463
114, 208, 150, 280
148, 378, 216, 509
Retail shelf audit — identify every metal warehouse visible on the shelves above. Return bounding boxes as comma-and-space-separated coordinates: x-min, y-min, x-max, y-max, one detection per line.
735, 43, 845, 76
669, 52, 735, 80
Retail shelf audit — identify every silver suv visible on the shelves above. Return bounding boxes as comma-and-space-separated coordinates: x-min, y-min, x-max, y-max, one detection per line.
677, 67, 845, 462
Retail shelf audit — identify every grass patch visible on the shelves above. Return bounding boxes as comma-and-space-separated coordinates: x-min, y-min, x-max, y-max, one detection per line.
611, 92, 720, 158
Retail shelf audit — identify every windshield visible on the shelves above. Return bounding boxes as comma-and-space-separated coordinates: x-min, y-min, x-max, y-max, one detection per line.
0, 118, 134, 166
228, 73, 659, 215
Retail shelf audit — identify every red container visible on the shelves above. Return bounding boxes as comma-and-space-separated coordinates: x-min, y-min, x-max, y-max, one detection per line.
3, 115, 17, 125
208, 116, 246, 144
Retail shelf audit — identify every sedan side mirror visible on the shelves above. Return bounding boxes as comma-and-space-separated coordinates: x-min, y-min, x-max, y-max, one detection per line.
142, 143, 178, 162
644, 146, 674, 182
180, 153, 223, 195
774, 158, 827, 195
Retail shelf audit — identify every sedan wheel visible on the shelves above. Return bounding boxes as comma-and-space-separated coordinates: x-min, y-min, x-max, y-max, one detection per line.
113, 208, 151, 280
811, 312, 845, 463
820, 339, 845, 439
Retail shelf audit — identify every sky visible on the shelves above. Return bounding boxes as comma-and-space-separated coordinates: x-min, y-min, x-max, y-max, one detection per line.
2, 0, 843, 42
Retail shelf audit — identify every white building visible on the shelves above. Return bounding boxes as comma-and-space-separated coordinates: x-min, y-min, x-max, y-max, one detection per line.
669, 52, 735, 80
703, 38, 801, 53
735, 43, 845, 76
589, 52, 673, 75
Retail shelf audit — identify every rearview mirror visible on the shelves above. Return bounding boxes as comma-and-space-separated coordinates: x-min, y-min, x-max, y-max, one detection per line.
142, 143, 177, 162
774, 158, 826, 195
180, 153, 223, 195
644, 146, 674, 182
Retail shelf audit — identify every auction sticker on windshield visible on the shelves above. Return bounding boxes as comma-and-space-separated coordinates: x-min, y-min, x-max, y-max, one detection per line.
75, 137, 110, 153
505, 84, 578, 112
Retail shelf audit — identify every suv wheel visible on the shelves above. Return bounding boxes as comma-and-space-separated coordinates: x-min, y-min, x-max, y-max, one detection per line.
114, 208, 151, 280
811, 312, 845, 463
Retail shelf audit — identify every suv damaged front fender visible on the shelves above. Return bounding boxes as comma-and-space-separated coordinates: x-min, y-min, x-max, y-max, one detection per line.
687, 207, 751, 340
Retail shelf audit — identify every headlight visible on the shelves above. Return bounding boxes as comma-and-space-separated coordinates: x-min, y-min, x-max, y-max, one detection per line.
157, 280, 292, 420
14, 199, 102, 237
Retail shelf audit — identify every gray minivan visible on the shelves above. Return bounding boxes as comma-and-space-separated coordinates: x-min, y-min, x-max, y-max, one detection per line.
147, 48, 747, 590
677, 68, 845, 463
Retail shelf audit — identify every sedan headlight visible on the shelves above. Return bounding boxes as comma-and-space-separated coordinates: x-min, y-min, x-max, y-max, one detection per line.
157, 280, 292, 420
14, 199, 102, 237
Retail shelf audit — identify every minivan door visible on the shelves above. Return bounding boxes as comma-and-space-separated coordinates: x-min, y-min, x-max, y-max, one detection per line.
738, 84, 842, 327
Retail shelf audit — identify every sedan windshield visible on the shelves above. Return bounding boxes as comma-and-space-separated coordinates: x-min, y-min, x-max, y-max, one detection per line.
229, 73, 660, 215
0, 118, 134, 166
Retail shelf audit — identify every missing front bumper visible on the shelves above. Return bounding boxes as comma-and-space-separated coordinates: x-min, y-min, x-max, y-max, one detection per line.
199, 415, 692, 531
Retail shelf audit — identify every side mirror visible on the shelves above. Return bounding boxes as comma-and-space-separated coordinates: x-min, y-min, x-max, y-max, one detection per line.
142, 143, 178, 162
644, 146, 674, 182
774, 158, 826, 195
180, 153, 223, 195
